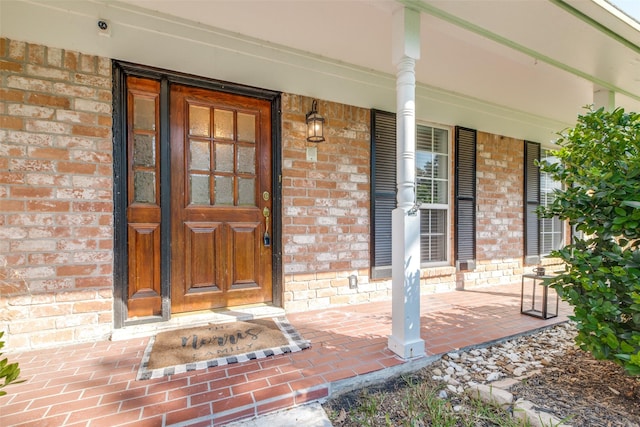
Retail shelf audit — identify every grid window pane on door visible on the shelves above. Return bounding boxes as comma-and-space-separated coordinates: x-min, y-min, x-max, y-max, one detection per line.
189, 105, 210, 137
187, 104, 258, 207
540, 149, 563, 254
131, 94, 158, 205
188, 104, 211, 205
215, 142, 234, 173
416, 125, 449, 263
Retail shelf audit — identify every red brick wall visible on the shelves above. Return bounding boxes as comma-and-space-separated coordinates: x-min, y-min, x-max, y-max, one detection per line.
476, 133, 524, 260
280, 98, 458, 310
458, 132, 525, 288
0, 39, 113, 350
280, 95, 376, 311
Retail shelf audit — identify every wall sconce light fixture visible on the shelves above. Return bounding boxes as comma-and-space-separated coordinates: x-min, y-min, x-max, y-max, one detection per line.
306, 99, 325, 143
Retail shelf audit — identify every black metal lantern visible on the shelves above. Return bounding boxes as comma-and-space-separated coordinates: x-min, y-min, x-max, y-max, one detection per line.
306, 99, 325, 143
520, 270, 559, 319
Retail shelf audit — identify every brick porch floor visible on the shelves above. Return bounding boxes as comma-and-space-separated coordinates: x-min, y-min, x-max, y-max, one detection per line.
1, 282, 572, 427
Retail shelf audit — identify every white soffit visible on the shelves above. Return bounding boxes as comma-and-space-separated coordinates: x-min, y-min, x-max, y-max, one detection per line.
416, 12, 593, 124
2, 0, 640, 140
120, 0, 399, 75
111, 0, 603, 122
423, 0, 640, 102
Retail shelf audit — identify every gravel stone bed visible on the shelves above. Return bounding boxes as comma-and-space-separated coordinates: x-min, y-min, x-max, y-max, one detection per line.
324, 322, 640, 426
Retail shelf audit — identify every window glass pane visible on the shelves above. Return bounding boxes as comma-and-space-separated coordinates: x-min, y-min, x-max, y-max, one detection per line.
238, 177, 255, 206
237, 113, 256, 143
189, 105, 210, 137
433, 180, 448, 204
190, 175, 210, 205
433, 128, 448, 154
214, 109, 234, 140
133, 134, 155, 167
215, 176, 234, 205
134, 171, 155, 203
416, 152, 433, 178
416, 178, 431, 203
433, 154, 448, 179
417, 126, 433, 151
553, 217, 562, 243
190, 140, 210, 171
237, 145, 256, 175
420, 209, 447, 262
133, 97, 155, 131
215, 143, 234, 173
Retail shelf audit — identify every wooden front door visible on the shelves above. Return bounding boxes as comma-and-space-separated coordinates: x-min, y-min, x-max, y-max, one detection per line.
169, 85, 273, 313
123, 75, 273, 318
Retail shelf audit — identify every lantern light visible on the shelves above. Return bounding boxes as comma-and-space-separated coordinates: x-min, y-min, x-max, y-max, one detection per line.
306, 99, 325, 143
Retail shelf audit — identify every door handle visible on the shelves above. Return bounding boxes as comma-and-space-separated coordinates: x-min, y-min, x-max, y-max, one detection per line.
262, 207, 271, 247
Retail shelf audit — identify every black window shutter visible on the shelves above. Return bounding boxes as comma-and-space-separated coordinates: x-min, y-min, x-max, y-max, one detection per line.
524, 141, 541, 265
455, 127, 476, 271
371, 110, 396, 278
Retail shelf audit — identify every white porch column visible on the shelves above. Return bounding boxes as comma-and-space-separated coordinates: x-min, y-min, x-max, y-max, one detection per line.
387, 6, 425, 359
593, 86, 616, 112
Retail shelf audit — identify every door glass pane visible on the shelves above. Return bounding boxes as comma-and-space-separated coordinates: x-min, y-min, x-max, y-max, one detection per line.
238, 177, 255, 206
190, 140, 210, 171
190, 174, 210, 205
214, 109, 234, 139
215, 143, 234, 172
215, 176, 234, 205
133, 134, 155, 167
237, 145, 256, 174
133, 97, 155, 131
189, 105, 210, 137
237, 113, 255, 143
134, 171, 155, 203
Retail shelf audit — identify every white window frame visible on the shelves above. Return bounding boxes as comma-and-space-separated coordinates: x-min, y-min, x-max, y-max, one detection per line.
540, 148, 564, 255
416, 122, 452, 267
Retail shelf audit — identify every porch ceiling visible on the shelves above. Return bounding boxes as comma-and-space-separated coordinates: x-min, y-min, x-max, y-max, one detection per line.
2, 0, 640, 140
118, 0, 640, 118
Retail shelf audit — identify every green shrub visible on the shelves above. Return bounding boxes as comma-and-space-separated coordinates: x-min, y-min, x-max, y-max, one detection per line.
0, 331, 23, 397
538, 107, 640, 375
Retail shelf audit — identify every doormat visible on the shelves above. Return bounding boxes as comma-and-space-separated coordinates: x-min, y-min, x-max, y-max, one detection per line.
136, 317, 310, 380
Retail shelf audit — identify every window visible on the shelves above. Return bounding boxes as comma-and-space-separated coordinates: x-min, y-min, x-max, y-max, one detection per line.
416, 125, 450, 264
524, 142, 563, 264
370, 110, 453, 278
540, 149, 563, 254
